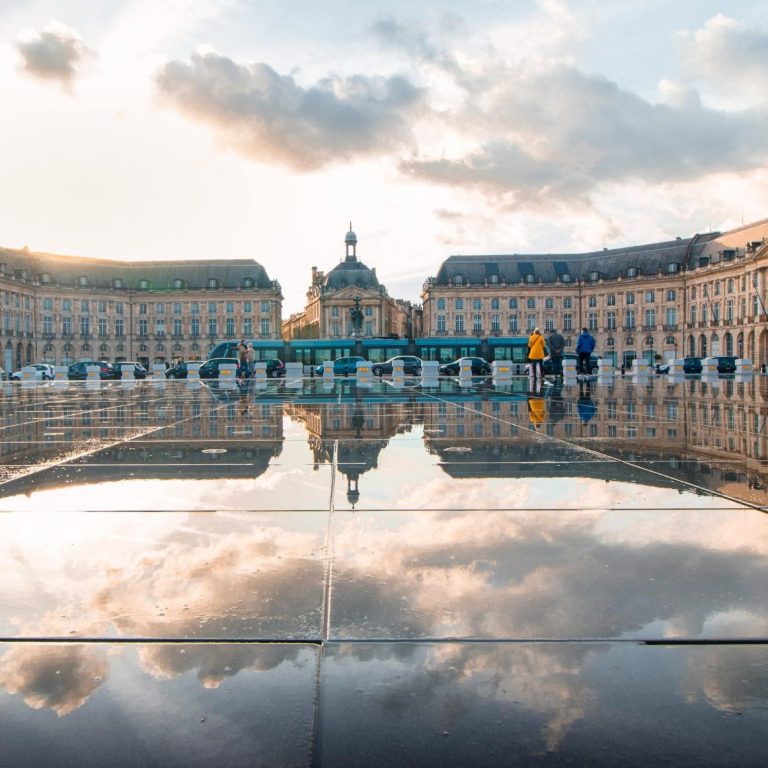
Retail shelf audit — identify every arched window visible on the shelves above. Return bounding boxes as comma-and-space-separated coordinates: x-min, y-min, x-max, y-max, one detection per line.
489, 274, 499, 284
40, 272, 51, 284
626, 266, 639, 278
78, 276, 88, 287
524, 274, 535, 284
589, 271, 600, 282
667, 262, 680, 274
242, 277, 254, 289
561, 273, 571, 283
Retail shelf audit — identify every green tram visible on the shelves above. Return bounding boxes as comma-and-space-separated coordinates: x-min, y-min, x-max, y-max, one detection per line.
209, 336, 530, 370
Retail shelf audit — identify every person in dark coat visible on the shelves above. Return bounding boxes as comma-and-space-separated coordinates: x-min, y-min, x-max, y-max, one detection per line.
548, 328, 565, 378
575, 328, 596, 376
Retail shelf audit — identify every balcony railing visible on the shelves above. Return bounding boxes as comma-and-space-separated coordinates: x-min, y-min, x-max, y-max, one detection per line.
622, 325, 636, 331
642, 324, 656, 332
662, 324, 678, 331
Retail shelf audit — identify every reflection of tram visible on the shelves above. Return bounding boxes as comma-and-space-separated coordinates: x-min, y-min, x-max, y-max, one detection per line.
209, 336, 530, 369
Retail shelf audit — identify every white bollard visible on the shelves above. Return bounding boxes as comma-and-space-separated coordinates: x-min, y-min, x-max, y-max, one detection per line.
21, 365, 40, 384
701, 357, 719, 377
491, 360, 513, 384
458, 360, 473, 380
321, 360, 334, 385
152, 364, 165, 378
284, 361, 303, 388
187, 362, 201, 382
86, 365, 100, 382
736, 358, 753, 375
219, 362, 238, 389
631, 361, 649, 379
356, 359, 373, 386
53, 365, 69, 387
392, 359, 405, 385
421, 360, 440, 386
667, 358, 685, 376
562, 358, 577, 381
597, 358, 615, 382
120, 364, 135, 380
252, 361, 267, 382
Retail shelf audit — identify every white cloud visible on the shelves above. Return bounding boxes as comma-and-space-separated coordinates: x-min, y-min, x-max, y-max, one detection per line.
16, 19, 91, 87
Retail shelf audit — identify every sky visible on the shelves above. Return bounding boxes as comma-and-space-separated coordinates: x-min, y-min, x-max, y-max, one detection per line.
1, 0, 767, 314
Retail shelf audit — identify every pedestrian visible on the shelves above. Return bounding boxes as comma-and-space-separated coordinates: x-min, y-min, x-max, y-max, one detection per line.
245, 343, 255, 379
528, 392, 546, 429
548, 328, 565, 378
237, 339, 247, 380
575, 328, 596, 377
527, 327, 546, 382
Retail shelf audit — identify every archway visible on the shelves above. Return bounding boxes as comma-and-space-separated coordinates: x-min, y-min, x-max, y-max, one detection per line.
15, 342, 22, 369
724, 332, 733, 356
699, 334, 707, 358
688, 335, 695, 357
737, 332, 744, 359
25, 343, 33, 365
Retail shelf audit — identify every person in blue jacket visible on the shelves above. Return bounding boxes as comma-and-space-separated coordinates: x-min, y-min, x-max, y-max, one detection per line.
575, 328, 596, 376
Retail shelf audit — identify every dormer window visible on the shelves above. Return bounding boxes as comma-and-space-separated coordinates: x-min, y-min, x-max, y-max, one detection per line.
40, 272, 51, 284
453, 274, 463, 286
139, 279, 150, 290
173, 278, 185, 290
667, 262, 680, 274
78, 276, 88, 287
524, 273, 535, 284
112, 278, 123, 289
208, 278, 219, 289
242, 277, 254, 289
589, 271, 600, 282
489, 274, 499, 284
561, 273, 571, 283
626, 267, 639, 278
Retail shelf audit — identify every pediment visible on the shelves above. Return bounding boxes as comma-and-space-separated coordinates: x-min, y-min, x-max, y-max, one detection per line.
327, 286, 381, 300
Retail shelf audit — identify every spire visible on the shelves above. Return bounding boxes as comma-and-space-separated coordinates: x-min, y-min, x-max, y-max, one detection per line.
345, 223, 358, 261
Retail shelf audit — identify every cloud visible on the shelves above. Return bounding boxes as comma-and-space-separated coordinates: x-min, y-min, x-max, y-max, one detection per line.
680, 15, 768, 97
16, 20, 91, 86
402, 65, 768, 205
155, 50, 424, 170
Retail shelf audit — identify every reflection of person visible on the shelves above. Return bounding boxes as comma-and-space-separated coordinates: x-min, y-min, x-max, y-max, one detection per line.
548, 328, 565, 378
527, 328, 546, 382
237, 340, 247, 380
577, 380, 596, 424
547, 381, 566, 424
528, 393, 546, 428
575, 328, 596, 376
245, 343, 255, 379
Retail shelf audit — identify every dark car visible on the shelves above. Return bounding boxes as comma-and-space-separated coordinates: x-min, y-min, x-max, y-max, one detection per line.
371, 356, 423, 376
198, 358, 239, 379
165, 362, 192, 379
112, 361, 148, 379
529, 353, 600, 376
439, 357, 492, 376
657, 356, 702, 375
263, 359, 286, 378
67, 361, 116, 380
715, 356, 737, 374
314, 356, 365, 376
11, 363, 55, 381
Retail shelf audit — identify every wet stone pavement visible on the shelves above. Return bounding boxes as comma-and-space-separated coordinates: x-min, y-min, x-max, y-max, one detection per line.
0, 375, 766, 767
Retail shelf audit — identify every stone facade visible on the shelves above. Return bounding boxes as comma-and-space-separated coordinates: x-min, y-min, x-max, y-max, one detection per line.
0, 247, 281, 371
421, 219, 768, 369
282, 228, 414, 340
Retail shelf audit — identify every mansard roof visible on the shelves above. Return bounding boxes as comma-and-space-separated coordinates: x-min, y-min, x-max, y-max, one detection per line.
322, 259, 385, 293
432, 218, 768, 286
0, 247, 279, 291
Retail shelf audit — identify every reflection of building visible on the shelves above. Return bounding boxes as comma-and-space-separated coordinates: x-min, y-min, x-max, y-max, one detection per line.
0, 246, 282, 370
282, 227, 416, 340
422, 218, 768, 370
286, 398, 415, 505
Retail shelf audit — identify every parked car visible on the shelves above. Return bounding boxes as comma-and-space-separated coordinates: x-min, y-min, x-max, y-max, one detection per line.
10, 363, 55, 381
656, 356, 702, 375
165, 361, 190, 379
715, 356, 737, 374
112, 361, 148, 379
314, 356, 365, 376
439, 357, 492, 376
67, 361, 116, 380
371, 356, 423, 376
198, 358, 239, 379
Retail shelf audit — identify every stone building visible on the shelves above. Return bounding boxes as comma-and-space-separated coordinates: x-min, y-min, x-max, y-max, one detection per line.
421, 219, 768, 369
0, 246, 281, 371
283, 227, 414, 340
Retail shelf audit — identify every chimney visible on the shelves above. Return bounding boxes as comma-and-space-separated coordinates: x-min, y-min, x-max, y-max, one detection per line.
311, 266, 318, 284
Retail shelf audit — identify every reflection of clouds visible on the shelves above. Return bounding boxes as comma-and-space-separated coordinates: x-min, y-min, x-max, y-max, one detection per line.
0, 644, 107, 717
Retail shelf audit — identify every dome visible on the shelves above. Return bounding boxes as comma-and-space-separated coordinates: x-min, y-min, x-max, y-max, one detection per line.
322, 259, 382, 291
345, 228, 357, 245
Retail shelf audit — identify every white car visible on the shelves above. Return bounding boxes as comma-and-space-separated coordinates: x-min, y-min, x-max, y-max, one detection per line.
11, 363, 55, 381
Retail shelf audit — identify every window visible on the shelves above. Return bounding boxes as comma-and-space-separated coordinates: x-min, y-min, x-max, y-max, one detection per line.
98, 318, 107, 337
226, 317, 235, 336
173, 319, 183, 336
364, 321, 373, 335
690, 286, 697, 300
527, 298, 536, 309
242, 278, 254, 289
545, 298, 554, 309
454, 315, 464, 332
43, 316, 53, 335
625, 309, 635, 329
364, 306, 373, 316
208, 278, 219, 289
331, 306, 339, 317
587, 313, 597, 331
155, 319, 165, 337
437, 298, 446, 310
626, 267, 639, 278
508, 315, 518, 332
666, 289, 676, 302
589, 271, 600, 282
563, 297, 572, 309
40, 273, 51, 284
491, 314, 500, 332
526, 314, 536, 331
115, 318, 124, 337
509, 298, 517, 309
78, 276, 88, 287
587, 296, 596, 308
607, 294, 615, 306
208, 318, 217, 336
139, 303, 147, 315
665, 308, 677, 326
98, 301, 107, 313
644, 309, 656, 327
563, 315, 573, 331
489, 274, 499, 284
714, 281, 721, 296
455, 299, 464, 310
243, 318, 253, 335
156, 303, 165, 314
62, 317, 72, 335
191, 318, 200, 337
63, 299, 72, 312
473, 315, 482, 332
243, 301, 252, 313
173, 278, 185, 289
191, 302, 200, 315
645, 291, 654, 303
112, 278, 123, 289
42, 297, 53, 311
226, 302, 234, 314
626, 292, 635, 305
727, 278, 734, 293
437, 315, 446, 333
208, 302, 216, 315
261, 301, 270, 313
491, 297, 500, 310
139, 279, 149, 290
473, 298, 482, 310
138, 319, 148, 336
726, 300, 734, 321
453, 274, 463, 285
545, 319, 554, 332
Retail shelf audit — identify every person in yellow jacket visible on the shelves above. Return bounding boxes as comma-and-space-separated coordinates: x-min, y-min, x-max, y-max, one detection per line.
528, 394, 546, 428
527, 327, 546, 382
